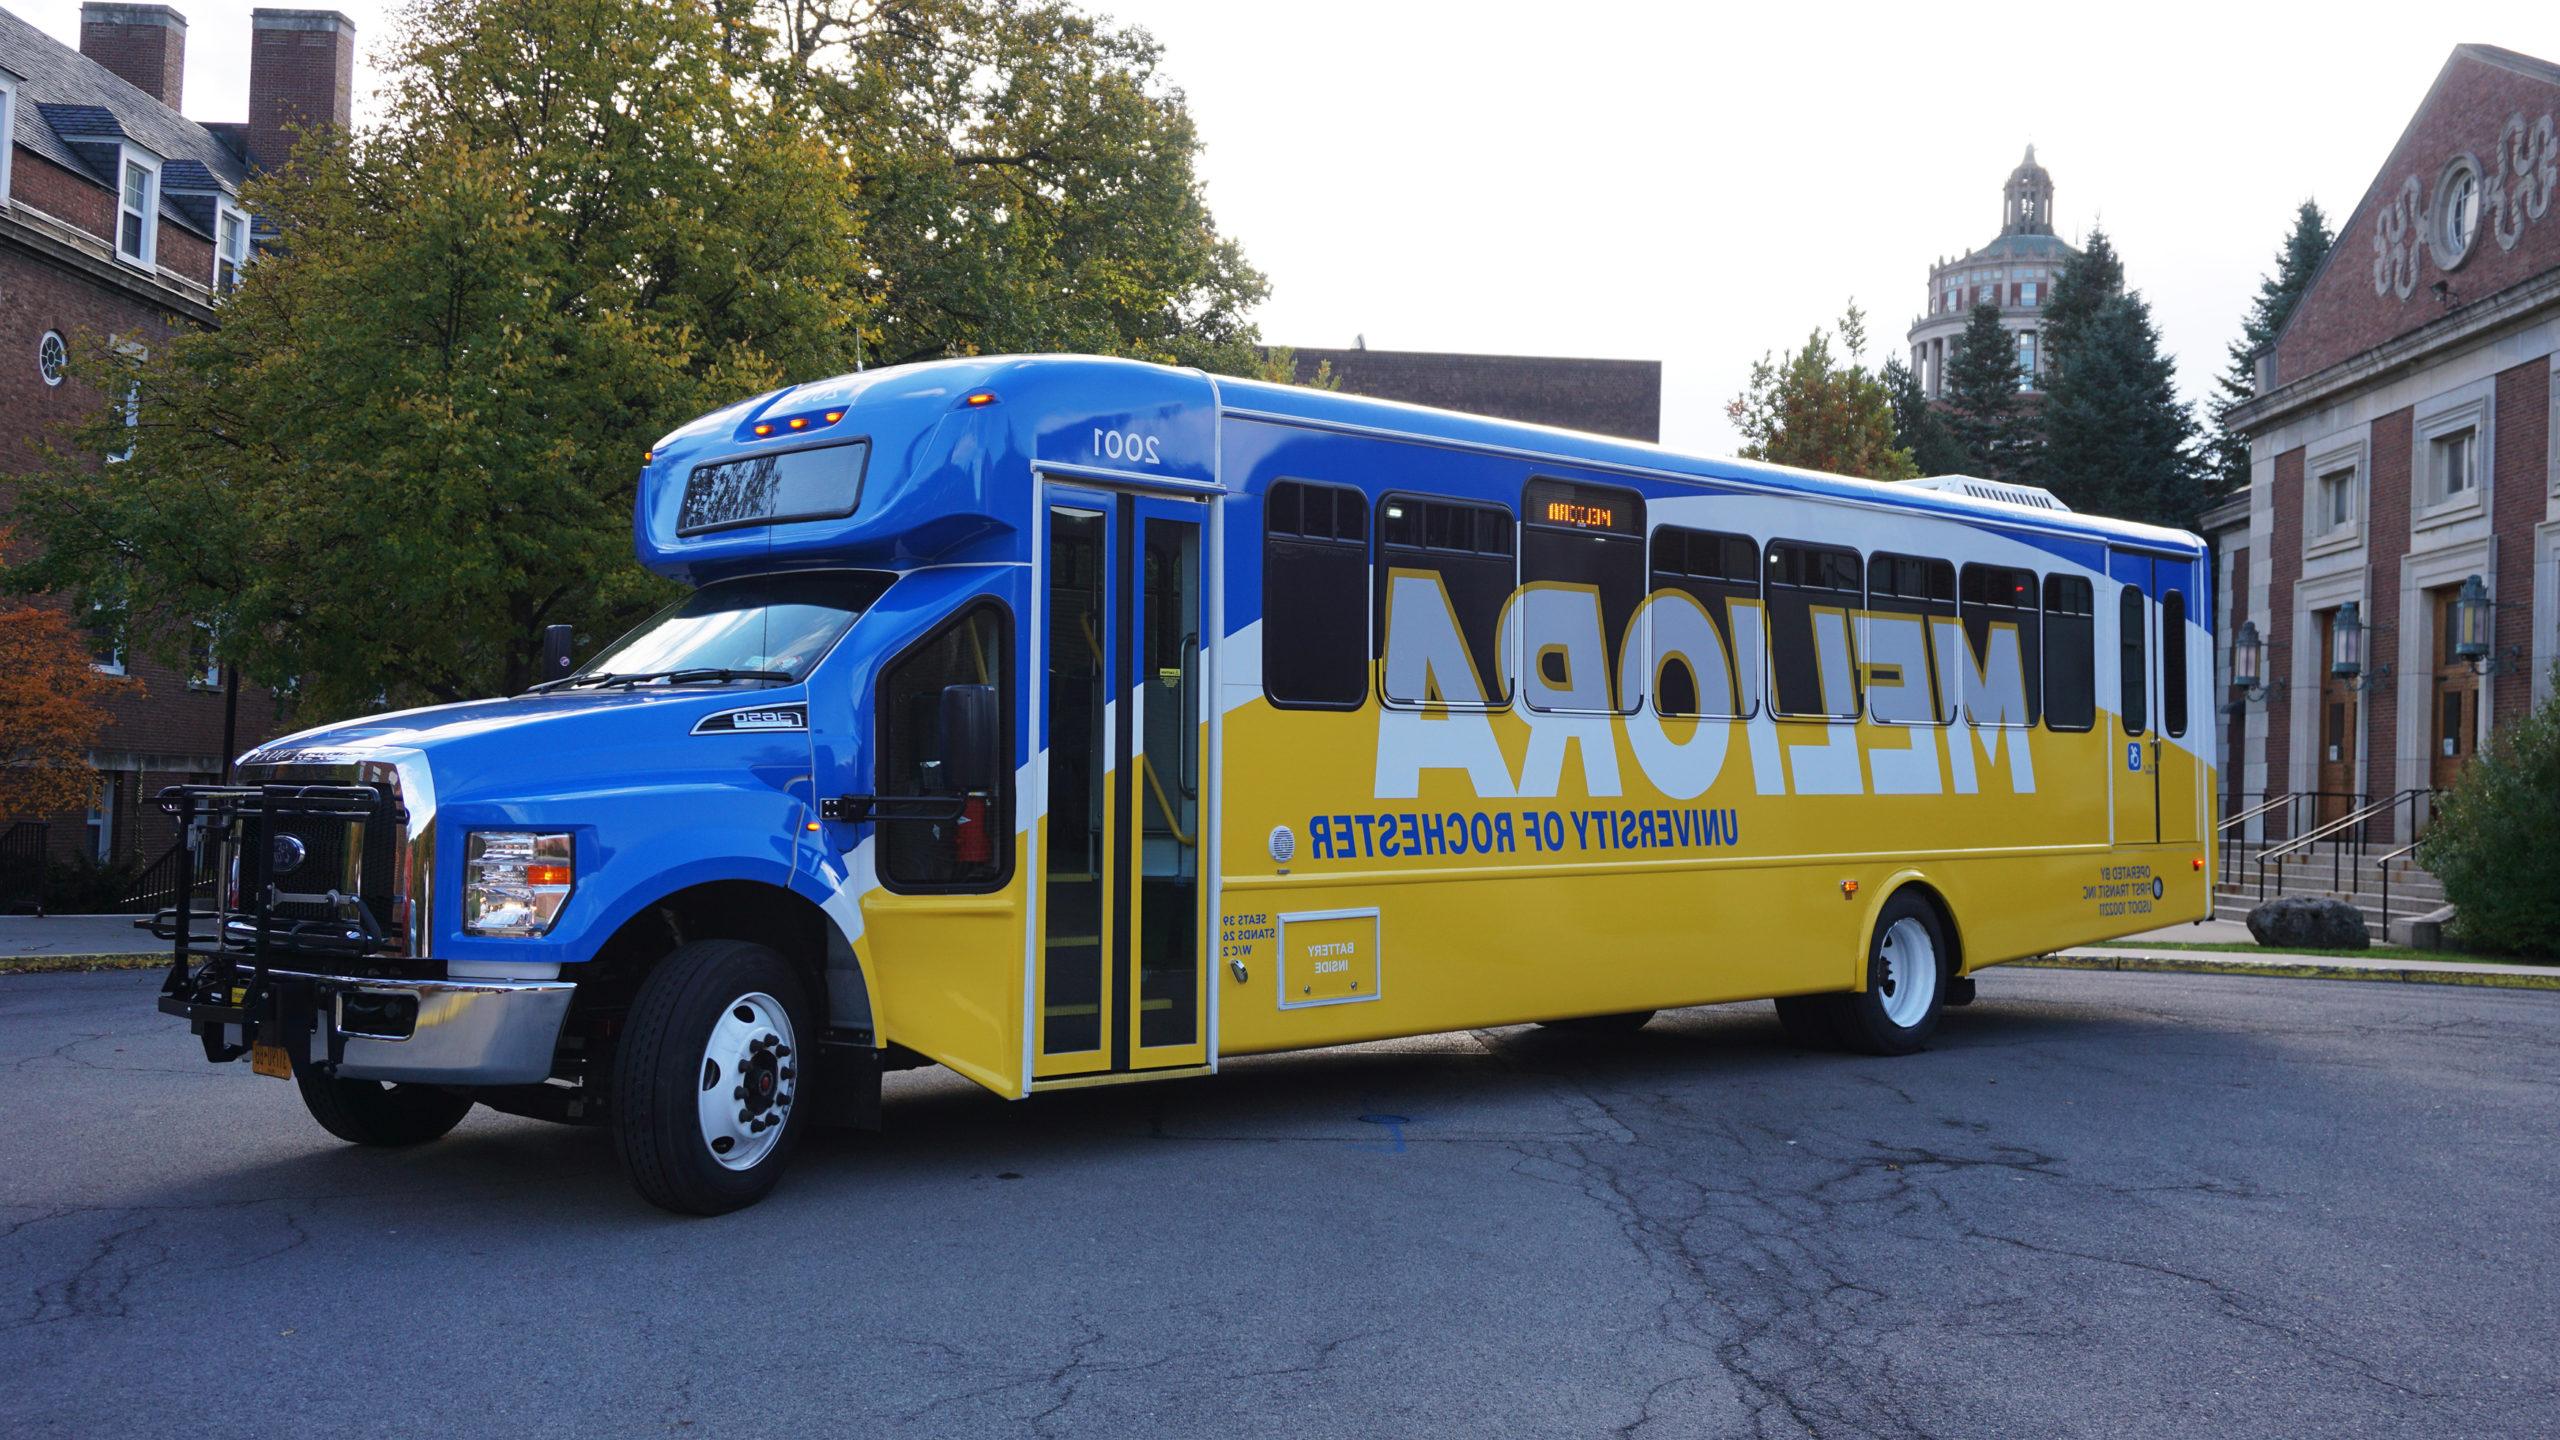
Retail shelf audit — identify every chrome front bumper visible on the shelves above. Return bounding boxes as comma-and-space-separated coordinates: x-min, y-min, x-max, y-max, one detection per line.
167, 967, 574, 1085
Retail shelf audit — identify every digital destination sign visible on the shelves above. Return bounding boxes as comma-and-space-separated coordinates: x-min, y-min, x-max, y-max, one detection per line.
1524, 477, 1641, 537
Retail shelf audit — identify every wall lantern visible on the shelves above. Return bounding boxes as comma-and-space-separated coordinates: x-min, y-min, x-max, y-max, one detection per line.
2330, 601, 2392, 693
2229, 620, 2284, 704
2453, 574, 2521, 675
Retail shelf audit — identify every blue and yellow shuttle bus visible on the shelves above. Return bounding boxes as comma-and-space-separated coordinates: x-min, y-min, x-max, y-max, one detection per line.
152, 355, 2212, 1212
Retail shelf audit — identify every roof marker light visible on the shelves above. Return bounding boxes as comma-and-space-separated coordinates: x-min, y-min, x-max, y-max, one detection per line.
824, 410, 844, 423
753, 423, 773, 436
788, 417, 807, 430
965, 391, 997, 407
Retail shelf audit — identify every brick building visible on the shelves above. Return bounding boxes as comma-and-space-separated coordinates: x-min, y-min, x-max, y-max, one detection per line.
1286, 345, 1661, 443
2216, 44, 2560, 844
1908, 147, 2080, 397
1, 4, 354, 871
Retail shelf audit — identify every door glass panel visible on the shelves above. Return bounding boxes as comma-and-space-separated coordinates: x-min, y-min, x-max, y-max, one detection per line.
1043, 509, 1107, 1057
1137, 516, 1201, 1050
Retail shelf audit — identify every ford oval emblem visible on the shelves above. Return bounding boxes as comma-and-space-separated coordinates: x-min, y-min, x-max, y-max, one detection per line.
271, 832, 307, 875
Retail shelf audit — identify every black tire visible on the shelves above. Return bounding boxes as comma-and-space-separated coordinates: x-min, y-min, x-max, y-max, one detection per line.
1772, 993, 1846, 1050
612, 938, 815, 1216
1535, 1010, 1656, 1038
293, 1062, 475, 1147
1831, 891, 1951, 1057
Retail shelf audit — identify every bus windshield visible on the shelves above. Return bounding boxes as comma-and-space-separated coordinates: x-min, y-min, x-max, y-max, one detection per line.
564, 571, 893, 687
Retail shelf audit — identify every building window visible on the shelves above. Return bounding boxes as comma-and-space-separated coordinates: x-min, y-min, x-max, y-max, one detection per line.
188, 622, 222, 690
109, 381, 139, 463
117, 151, 160, 268
215, 204, 250, 294
38, 331, 68, 387
88, 601, 127, 677
2020, 280, 2039, 306
2429, 427, 2476, 505
2016, 332, 2038, 390
2433, 156, 2482, 270
87, 779, 118, 863
0, 73, 16, 207
1261, 479, 1370, 709
2312, 466, 2357, 540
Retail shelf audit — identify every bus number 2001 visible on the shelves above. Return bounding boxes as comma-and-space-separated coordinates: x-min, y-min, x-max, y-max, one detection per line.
1092, 427, 1162, 465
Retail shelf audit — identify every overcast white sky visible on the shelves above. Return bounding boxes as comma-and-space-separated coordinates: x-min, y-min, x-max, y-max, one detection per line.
22, 0, 2560, 452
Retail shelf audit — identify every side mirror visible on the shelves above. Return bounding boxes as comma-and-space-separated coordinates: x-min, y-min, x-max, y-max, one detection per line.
540, 624, 576, 683
937, 684, 1001, 793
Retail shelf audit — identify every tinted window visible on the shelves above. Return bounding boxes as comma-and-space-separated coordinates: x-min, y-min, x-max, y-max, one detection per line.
1521, 478, 1643, 713
1766, 541, 1863, 719
2117, 584, 2147, 737
1648, 526, 1759, 718
2163, 588, 2189, 739
1866, 552, 1956, 725
876, 603, 1012, 892
1959, 564, 2041, 727
2043, 574, 2096, 731
1377, 495, 1515, 708
1263, 480, 1370, 709
677, 440, 870, 536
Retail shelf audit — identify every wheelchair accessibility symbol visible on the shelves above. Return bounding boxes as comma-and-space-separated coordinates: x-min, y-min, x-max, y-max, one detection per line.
2126, 742, 2143, 772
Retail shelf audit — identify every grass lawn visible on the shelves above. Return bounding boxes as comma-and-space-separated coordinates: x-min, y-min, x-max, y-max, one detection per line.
2080, 938, 2546, 966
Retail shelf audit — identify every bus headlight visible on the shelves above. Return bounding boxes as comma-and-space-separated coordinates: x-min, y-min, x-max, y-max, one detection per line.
463, 831, 575, 937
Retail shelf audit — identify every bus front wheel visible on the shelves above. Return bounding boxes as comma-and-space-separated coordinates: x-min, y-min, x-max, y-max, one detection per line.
612, 938, 815, 1215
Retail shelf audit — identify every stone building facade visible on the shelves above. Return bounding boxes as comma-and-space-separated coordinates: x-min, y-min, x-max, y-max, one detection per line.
1908, 148, 2079, 397
2217, 44, 2560, 843
1, 5, 354, 871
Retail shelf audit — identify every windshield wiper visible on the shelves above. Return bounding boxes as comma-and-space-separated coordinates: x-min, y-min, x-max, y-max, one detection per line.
527, 668, 793, 695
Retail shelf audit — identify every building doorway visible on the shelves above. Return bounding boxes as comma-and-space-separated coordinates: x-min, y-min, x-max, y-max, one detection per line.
2315, 608, 2358, 825
2428, 585, 2480, 792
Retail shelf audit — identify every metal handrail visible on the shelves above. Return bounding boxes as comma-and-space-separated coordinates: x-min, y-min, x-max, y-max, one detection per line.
2218, 793, 2293, 886
2257, 788, 2428, 902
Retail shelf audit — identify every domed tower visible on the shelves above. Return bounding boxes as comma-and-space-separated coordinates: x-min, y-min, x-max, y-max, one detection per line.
1908, 147, 2081, 400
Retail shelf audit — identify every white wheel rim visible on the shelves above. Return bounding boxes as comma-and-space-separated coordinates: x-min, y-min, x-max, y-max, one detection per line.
697, 991, 796, 1171
1876, 918, 1938, 1030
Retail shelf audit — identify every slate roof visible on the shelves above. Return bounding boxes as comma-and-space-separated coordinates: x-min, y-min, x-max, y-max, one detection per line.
0, 5, 247, 238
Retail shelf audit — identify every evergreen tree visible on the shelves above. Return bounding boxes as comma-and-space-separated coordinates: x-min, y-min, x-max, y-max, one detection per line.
1725, 306, 1916, 480
1941, 302, 2033, 483
2208, 202, 2333, 492
2041, 226, 2125, 380
1882, 355, 1968, 476
2040, 290, 2206, 527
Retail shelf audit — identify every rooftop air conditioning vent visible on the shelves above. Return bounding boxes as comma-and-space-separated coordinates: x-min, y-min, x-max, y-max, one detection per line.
1898, 474, 2071, 512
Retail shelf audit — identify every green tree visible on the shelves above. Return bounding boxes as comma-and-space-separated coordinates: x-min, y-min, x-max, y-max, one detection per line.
755, 0, 1282, 378
1725, 306, 1916, 480
2418, 671, 2560, 958
2035, 229, 2207, 528
2209, 202, 2333, 492
1941, 302, 2033, 483
1881, 354, 1967, 476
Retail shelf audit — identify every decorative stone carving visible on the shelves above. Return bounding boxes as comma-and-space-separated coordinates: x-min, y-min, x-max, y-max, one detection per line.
2371, 176, 2424, 299
2369, 109, 2557, 295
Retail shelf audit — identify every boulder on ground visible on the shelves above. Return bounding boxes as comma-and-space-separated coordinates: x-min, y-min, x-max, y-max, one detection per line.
2245, 895, 2370, 951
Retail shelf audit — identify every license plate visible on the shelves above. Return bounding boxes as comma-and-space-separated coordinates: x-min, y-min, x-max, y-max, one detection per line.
250, 1043, 293, 1080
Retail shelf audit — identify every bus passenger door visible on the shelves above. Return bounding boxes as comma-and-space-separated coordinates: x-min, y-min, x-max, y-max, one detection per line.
1034, 486, 1211, 1082
2109, 552, 2159, 845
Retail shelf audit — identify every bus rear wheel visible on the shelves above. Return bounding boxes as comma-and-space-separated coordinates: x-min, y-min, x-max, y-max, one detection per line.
1771, 892, 1951, 1056
611, 939, 815, 1216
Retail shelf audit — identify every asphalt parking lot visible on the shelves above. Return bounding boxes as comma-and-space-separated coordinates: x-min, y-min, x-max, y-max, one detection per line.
3, 966, 2554, 1439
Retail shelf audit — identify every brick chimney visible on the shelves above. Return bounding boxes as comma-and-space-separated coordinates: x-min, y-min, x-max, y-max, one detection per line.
245, 8, 355, 171
79, 4, 188, 111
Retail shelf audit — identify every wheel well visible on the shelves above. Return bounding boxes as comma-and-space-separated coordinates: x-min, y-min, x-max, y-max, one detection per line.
1887, 880, 1964, 978
578, 881, 834, 1026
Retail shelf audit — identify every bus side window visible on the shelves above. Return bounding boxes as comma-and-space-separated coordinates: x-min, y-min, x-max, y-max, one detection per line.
1765, 540, 1864, 719
1958, 562, 2041, 727
1262, 479, 1369, 710
1648, 525, 1758, 718
1375, 493, 1515, 709
2042, 574, 2096, 732
1520, 477, 1644, 714
875, 601, 1013, 892
2117, 584, 2148, 737
2162, 588, 2189, 738
1866, 552, 1956, 726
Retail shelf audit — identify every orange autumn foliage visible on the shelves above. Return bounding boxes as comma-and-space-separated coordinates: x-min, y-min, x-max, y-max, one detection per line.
0, 600, 123, 822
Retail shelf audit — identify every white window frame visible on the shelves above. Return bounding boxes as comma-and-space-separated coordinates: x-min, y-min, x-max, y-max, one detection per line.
188, 620, 222, 690
213, 200, 251, 294
38, 329, 68, 387
2302, 435, 2365, 557
2411, 384, 2493, 530
87, 779, 117, 863
0, 71, 18, 207
89, 601, 126, 676
107, 338, 145, 464
116, 146, 160, 269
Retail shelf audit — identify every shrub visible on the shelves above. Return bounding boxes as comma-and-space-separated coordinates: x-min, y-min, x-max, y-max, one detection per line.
2418, 668, 2560, 958
38, 856, 148, 915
